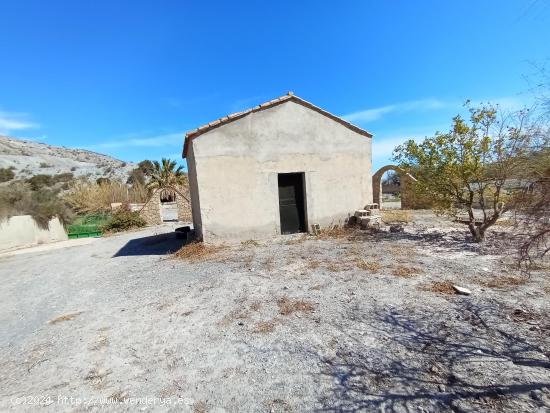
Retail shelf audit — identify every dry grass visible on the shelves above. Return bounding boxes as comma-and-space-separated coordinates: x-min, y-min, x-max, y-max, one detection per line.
64, 180, 150, 214
381, 210, 412, 224
252, 320, 276, 333
315, 225, 351, 240
388, 245, 416, 256
391, 265, 421, 278
493, 218, 516, 227
477, 275, 528, 289
420, 280, 456, 295
220, 299, 261, 325
48, 311, 83, 325
325, 262, 349, 272
307, 259, 320, 270
285, 235, 308, 245
277, 296, 315, 316
355, 259, 382, 272
261, 256, 275, 271
241, 239, 261, 247
192, 400, 208, 413
173, 242, 225, 263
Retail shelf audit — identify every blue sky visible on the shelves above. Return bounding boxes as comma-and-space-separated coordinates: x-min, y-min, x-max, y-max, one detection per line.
0, 0, 548, 170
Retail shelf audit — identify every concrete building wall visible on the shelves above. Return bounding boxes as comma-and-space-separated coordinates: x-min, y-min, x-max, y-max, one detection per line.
0, 215, 67, 251
188, 101, 372, 242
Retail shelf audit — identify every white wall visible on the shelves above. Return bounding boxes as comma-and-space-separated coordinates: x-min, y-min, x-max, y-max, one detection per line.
188, 100, 373, 242
0, 215, 68, 251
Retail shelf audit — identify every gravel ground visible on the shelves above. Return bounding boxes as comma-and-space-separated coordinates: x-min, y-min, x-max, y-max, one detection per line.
0, 212, 549, 412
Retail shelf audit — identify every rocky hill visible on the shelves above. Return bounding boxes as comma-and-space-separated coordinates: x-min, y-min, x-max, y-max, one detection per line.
0, 136, 136, 181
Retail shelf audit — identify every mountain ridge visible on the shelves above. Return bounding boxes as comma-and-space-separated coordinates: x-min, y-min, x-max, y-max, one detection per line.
0, 135, 136, 181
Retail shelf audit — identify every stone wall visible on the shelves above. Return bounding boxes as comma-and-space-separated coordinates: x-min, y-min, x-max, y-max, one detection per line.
139, 189, 162, 225
372, 165, 416, 209
176, 192, 192, 222
138, 187, 192, 225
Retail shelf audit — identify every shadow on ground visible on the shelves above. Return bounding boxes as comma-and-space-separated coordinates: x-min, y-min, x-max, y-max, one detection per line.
113, 232, 188, 257
313, 301, 550, 412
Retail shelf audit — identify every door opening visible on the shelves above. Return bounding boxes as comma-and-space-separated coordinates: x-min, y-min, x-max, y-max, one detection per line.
278, 173, 306, 234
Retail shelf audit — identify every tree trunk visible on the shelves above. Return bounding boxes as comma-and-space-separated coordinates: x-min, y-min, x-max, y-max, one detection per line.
468, 223, 484, 242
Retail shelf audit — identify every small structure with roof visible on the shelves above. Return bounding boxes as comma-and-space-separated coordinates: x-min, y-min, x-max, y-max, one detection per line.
183, 93, 374, 242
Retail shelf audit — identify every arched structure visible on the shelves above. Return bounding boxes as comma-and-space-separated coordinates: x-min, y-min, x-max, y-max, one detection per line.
372, 165, 416, 209
139, 185, 192, 225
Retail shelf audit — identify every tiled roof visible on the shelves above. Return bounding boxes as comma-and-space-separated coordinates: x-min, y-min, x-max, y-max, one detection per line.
182, 92, 372, 158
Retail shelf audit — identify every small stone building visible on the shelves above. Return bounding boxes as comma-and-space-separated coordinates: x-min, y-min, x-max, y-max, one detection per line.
183, 93, 373, 242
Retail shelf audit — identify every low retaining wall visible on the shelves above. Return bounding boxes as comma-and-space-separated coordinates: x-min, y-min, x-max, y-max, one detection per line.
0, 215, 68, 252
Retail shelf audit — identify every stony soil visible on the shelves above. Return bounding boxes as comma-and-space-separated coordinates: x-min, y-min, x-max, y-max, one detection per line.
0, 212, 549, 412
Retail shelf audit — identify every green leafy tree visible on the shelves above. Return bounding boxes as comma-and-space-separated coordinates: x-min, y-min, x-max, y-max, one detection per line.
137, 160, 155, 176
394, 104, 534, 242
146, 158, 188, 192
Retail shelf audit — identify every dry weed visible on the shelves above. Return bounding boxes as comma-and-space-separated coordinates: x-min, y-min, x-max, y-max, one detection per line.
285, 235, 308, 245
173, 242, 225, 263
381, 210, 412, 224
315, 225, 350, 240
355, 259, 382, 272
220, 299, 261, 325
388, 245, 415, 256
477, 275, 527, 289
493, 218, 515, 227
241, 239, 261, 247
192, 400, 208, 413
392, 265, 421, 278
261, 256, 275, 271
307, 259, 320, 270
84, 368, 111, 388
325, 262, 349, 272
48, 311, 83, 325
252, 320, 276, 333
420, 280, 456, 295
277, 296, 315, 316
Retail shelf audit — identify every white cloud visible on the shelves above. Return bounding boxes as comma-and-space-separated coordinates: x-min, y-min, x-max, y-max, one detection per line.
89, 132, 185, 150
0, 111, 39, 135
343, 98, 447, 123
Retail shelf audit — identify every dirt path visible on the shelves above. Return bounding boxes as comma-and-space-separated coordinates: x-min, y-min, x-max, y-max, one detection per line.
1, 216, 549, 412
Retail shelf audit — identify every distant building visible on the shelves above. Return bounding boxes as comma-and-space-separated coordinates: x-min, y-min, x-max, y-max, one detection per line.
183, 93, 373, 242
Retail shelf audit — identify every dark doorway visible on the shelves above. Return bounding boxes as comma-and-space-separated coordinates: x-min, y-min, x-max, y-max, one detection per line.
278, 173, 306, 234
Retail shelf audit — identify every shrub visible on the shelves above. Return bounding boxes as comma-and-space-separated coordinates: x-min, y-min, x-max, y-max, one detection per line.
52, 172, 74, 183
0, 167, 15, 183
27, 174, 53, 190
100, 206, 146, 233
96, 177, 111, 185
39, 162, 51, 168
0, 182, 73, 228
127, 168, 146, 185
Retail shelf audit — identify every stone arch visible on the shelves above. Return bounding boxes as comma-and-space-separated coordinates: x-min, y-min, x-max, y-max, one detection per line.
138, 185, 192, 225
372, 165, 416, 209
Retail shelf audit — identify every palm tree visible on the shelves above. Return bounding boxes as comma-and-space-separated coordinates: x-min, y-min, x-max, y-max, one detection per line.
146, 158, 188, 200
